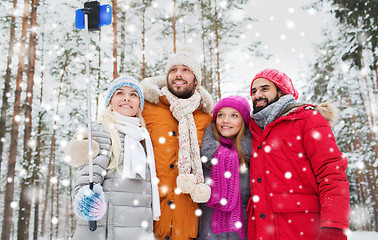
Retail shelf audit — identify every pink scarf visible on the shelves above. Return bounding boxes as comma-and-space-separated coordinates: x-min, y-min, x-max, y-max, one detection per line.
207, 137, 245, 239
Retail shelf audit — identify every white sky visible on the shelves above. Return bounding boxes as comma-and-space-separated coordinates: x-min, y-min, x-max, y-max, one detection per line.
223, 0, 333, 97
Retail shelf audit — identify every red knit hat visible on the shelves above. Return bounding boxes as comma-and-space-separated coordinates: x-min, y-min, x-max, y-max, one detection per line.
213, 96, 251, 126
250, 69, 299, 100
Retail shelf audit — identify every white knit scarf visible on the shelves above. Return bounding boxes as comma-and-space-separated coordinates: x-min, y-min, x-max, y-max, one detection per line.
112, 112, 161, 220
161, 87, 204, 184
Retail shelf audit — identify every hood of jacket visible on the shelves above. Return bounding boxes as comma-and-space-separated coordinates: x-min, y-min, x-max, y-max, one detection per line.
281, 101, 339, 126
141, 75, 214, 114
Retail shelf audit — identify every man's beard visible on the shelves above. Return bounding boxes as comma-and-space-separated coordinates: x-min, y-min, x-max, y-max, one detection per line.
167, 79, 195, 99
253, 94, 280, 114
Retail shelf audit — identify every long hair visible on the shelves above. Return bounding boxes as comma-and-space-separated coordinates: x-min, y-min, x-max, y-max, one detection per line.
211, 121, 248, 165
100, 106, 146, 172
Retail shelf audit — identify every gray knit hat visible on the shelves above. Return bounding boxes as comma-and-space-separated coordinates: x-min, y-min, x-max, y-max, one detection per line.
164, 48, 202, 85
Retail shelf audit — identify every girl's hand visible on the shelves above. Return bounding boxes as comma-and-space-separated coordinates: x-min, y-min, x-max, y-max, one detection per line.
74, 184, 107, 221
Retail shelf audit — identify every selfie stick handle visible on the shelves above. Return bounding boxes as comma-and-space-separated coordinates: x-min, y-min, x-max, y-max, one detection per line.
84, 13, 97, 232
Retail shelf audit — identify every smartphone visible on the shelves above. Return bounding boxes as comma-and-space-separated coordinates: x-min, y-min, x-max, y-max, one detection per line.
75, 3, 112, 30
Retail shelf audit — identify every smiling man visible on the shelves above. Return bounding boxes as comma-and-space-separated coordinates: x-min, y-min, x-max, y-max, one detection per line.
247, 69, 350, 240
141, 49, 213, 240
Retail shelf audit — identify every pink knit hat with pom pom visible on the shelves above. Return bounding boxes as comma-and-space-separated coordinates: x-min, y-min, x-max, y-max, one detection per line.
250, 69, 299, 100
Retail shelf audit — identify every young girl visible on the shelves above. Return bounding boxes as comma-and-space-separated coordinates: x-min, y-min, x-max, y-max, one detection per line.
70, 76, 160, 240
197, 96, 252, 240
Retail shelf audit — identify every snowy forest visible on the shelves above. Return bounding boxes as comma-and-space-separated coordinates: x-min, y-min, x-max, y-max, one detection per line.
0, 0, 377, 239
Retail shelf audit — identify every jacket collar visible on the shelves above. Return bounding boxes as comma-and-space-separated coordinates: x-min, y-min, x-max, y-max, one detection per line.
249, 102, 338, 139
141, 75, 214, 114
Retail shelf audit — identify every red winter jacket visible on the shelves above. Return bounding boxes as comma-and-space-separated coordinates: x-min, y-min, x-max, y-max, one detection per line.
247, 104, 350, 240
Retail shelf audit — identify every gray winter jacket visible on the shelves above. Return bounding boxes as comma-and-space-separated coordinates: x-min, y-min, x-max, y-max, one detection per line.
72, 124, 155, 240
196, 124, 252, 240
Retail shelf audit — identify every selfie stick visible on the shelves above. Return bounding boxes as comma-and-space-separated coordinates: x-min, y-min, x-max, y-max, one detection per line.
84, 12, 97, 232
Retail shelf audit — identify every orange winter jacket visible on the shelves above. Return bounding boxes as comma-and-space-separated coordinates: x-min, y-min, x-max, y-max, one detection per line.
141, 76, 213, 240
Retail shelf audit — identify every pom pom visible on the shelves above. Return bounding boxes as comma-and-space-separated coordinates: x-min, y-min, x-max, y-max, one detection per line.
191, 183, 211, 203
176, 174, 196, 193
74, 184, 107, 221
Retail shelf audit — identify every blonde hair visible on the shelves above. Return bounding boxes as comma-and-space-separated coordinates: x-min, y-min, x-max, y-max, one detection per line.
212, 121, 248, 165
100, 106, 146, 172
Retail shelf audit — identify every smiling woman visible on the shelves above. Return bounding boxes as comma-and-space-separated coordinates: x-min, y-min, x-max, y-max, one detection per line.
69, 76, 160, 240
110, 86, 140, 117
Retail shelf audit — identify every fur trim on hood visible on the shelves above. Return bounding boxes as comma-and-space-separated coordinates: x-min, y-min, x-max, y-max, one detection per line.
315, 101, 339, 126
283, 101, 339, 126
141, 76, 214, 114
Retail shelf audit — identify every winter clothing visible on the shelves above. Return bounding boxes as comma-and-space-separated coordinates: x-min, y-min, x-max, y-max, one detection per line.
247, 102, 350, 240
197, 124, 252, 240
141, 75, 213, 240
164, 48, 202, 85
72, 124, 157, 240
64, 130, 100, 167
212, 96, 251, 126
207, 137, 245, 239
161, 86, 210, 203
74, 183, 107, 221
251, 69, 299, 100
104, 76, 144, 111
315, 227, 347, 240
252, 95, 295, 129
112, 112, 160, 219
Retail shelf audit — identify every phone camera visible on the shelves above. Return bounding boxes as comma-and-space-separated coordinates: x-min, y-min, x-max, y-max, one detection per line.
106, 6, 110, 12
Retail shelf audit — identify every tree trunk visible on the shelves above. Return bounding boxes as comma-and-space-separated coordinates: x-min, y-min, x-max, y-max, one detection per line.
200, 1, 207, 89
55, 175, 60, 238
41, 52, 69, 236
112, 0, 118, 79
172, 0, 177, 53
119, 12, 126, 75
209, 41, 214, 95
69, 167, 75, 235
0, 0, 18, 173
1, 1, 29, 239
17, 0, 39, 238
32, 29, 46, 240
141, 3, 146, 79
214, 6, 221, 100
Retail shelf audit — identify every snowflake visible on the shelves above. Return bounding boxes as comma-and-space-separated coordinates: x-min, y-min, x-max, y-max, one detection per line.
312, 131, 321, 140
235, 221, 243, 229
141, 221, 148, 228
174, 188, 182, 195
160, 185, 168, 194
61, 179, 69, 187
158, 137, 166, 144
224, 171, 231, 178
286, 20, 296, 29
51, 217, 58, 225
264, 146, 271, 153
252, 195, 260, 203
285, 172, 292, 179
50, 177, 58, 184
201, 156, 208, 163
220, 198, 227, 205
211, 158, 218, 165
195, 209, 202, 217
10, 201, 18, 209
